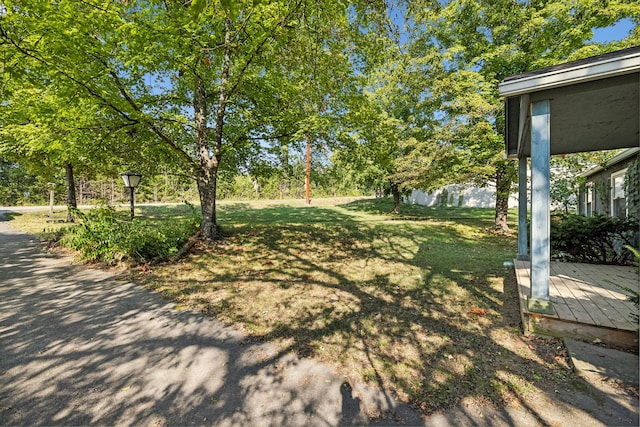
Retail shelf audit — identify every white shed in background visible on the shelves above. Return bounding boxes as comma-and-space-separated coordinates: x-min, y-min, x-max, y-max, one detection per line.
405, 186, 519, 209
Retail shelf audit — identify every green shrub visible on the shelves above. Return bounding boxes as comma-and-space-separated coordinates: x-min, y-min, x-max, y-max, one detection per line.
624, 157, 640, 220
61, 205, 199, 264
550, 213, 638, 265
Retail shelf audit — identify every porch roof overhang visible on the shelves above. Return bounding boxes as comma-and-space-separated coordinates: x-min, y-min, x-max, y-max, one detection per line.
500, 46, 640, 159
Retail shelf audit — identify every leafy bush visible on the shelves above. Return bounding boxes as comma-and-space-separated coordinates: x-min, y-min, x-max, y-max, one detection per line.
551, 213, 638, 265
62, 205, 199, 264
624, 157, 639, 220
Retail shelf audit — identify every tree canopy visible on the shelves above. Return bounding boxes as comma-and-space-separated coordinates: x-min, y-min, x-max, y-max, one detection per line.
388, 0, 640, 230
1, 0, 386, 237
1, 0, 639, 234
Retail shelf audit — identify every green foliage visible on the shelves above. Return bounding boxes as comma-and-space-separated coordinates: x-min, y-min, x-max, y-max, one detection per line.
551, 214, 639, 265
624, 157, 640, 220
550, 151, 616, 213
61, 205, 199, 265
401, 0, 640, 229
0, 159, 48, 205
0, 0, 379, 239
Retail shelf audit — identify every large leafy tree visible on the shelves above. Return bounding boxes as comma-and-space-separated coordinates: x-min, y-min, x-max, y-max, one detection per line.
335, 10, 456, 214
0, 0, 374, 240
0, 80, 133, 219
401, 0, 640, 232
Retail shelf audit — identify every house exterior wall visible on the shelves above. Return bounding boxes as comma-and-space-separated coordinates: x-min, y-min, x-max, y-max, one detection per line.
405, 185, 519, 209
578, 154, 638, 217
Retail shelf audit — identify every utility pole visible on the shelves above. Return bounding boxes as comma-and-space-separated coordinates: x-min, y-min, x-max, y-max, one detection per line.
305, 138, 311, 205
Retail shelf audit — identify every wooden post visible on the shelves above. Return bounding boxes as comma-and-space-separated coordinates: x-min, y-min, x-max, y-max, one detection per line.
517, 157, 529, 260
49, 188, 55, 215
305, 139, 311, 205
528, 99, 553, 314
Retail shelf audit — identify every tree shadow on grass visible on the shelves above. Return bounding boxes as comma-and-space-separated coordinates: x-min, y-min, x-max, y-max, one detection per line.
0, 223, 392, 426
219, 203, 355, 226
339, 198, 499, 223
143, 200, 638, 425
0, 210, 23, 221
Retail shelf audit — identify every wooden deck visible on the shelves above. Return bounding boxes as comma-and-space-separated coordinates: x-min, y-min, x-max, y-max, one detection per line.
514, 260, 639, 350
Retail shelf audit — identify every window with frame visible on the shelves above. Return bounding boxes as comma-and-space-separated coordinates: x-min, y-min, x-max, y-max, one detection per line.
611, 169, 627, 218
585, 182, 594, 217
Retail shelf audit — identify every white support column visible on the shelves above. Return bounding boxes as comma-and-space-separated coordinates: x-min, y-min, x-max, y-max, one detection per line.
517, 156, 529, 261
528, 99, 553, 314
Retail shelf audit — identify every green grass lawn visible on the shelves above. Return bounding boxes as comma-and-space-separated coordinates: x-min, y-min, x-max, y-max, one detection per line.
7, 197, 578, 414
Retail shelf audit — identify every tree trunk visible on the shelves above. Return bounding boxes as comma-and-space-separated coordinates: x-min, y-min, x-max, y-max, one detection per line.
194, 71, 221, 240
494, 160, 514, 233
197, 174, 220, 240
391, 184, 401, 214
64, 161, 77, 222
495, 191, 509, 232
192, 19, 230, 241
305, 138, 311, 205
280, 141, 290, 198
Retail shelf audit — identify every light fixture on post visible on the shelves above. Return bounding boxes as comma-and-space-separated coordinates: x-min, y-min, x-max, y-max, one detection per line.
120, 170, 142, 220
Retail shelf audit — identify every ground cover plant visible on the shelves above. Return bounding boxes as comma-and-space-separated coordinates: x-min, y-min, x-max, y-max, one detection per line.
61, 205, 199, 264
125, 198, 594, 415
6, 204, 199, 263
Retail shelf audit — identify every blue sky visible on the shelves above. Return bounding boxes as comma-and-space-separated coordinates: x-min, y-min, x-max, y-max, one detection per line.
591, 18, 636, 43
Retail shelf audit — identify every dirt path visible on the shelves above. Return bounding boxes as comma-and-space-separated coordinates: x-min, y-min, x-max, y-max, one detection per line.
0, 216, 637, 426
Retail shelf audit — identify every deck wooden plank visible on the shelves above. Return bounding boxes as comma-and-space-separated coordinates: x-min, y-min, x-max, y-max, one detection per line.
548, 299, 576, 321
515, 260, 561, 318
549, 274, 575, 300
515, 260, 638, 348
571, 282, 625, 329
596, 265, 640, 330
554, 274, 600, 325
551, 262, 636, 330
550, 266, 594, 318
573, 279, 635, 330
548, 276, 578, 321
591, 283, 639, 326
551, 262, 637, 329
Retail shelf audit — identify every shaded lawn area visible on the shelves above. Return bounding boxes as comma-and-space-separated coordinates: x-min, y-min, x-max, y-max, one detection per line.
129, 198, 578, 414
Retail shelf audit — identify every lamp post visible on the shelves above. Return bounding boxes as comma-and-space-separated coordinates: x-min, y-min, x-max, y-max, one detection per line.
120, 170, 142, 220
